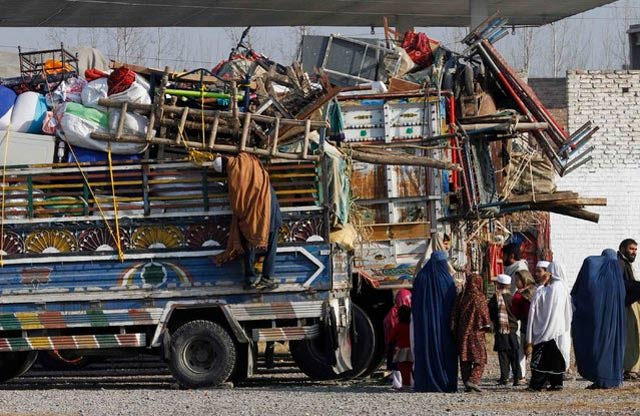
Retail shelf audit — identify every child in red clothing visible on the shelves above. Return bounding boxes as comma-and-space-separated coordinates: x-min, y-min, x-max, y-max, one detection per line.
390, 305, 413, 388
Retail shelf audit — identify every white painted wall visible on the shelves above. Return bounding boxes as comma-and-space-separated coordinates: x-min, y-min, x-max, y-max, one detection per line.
550, 70, 640, 283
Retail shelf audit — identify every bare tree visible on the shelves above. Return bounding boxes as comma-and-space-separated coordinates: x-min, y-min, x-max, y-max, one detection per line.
539, 18, 591, 77
505, 26, 538, 75
611, 0, 640, 68
111, 27, 145, 64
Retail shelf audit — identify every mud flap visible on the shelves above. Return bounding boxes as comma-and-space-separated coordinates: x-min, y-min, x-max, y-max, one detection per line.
328, 297, 352, 374
247, 340, 255, 378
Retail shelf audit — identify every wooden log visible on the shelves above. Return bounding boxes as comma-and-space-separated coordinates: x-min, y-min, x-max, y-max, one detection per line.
239, 113, 252, 151
546, 206, 600, 223
350, 149, 461, 171
114, 102, 128, 140
208, 113, 220, 147
459, 122, 549, 132
270, 117, 280, 157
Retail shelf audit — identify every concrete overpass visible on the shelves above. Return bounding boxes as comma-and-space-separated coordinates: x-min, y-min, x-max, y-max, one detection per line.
0, 0, 618, 28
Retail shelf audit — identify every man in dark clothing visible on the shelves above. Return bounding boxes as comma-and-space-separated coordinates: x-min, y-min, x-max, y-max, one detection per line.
243, 186, 282, 290
619, 239, 637, 283
489, 273, 522, 386
619, 238, 640, 378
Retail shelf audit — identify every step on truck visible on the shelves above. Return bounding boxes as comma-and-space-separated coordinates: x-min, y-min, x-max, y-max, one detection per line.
0, 137, 360, 387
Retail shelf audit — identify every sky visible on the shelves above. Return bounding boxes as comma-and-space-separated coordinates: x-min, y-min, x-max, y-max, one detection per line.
0, 0, 637, 78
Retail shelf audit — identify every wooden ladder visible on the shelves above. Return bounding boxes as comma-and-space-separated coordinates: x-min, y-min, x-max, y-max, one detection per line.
91, 69, 326, 162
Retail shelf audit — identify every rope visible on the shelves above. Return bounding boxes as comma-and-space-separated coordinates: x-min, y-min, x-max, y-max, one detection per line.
529, 156, 536, 203
200, 83, 206, 147
67, 143, 124, 261
175, 112, 215, 165
0, 126, 11, 266
107, 142, 125, 262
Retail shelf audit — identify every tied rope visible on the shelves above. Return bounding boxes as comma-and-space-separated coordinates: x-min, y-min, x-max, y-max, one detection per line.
0, 126, 11, 266
67, 143, 125, 262
107, 142, 125, 262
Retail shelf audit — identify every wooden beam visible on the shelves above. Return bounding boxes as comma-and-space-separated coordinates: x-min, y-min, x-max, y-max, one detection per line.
505, 191, 578, 204
545, 206, 600, 223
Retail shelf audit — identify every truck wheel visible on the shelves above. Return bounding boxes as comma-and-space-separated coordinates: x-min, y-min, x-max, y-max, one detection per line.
290, 304, 376, 380
168, 320, 236, 388
0, 351, 38, 382
360, 316, 386, 378
38, 350, 93, 371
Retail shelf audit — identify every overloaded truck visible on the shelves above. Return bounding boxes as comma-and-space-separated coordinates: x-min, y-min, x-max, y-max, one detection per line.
0, 46, 385, 387
0, 131, 364, 387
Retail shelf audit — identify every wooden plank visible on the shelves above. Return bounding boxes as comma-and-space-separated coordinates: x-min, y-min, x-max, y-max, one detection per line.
388, 77, 421, 93
505, 191, 578, 204
534, 198, 607, 207
369, 222, 430, 241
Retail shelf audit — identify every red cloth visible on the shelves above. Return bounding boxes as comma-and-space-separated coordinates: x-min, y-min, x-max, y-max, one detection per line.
107, 67, 136, 95
401, 31, 438, 68
511, 291, 531, 323
398, 362, 413, 386
383, 289, 412, 344
452, 274, 491, 364
390, 322, 411, 349
85, 68, 108, 81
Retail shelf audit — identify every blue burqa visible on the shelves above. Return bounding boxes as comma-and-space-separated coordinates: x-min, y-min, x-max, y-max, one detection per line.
412, 250, 458, 392
571, 249, 626, 388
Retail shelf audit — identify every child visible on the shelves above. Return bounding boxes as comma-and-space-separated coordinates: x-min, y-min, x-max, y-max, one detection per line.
488, 273, 522, 386
383, 289, 411, 388
390, 305, 413, 388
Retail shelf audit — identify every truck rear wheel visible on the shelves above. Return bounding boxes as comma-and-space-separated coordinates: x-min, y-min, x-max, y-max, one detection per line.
0, 351, 38, 382
168, 320, 236, 388
38, 350, 93, 371
290, 304, 376, 380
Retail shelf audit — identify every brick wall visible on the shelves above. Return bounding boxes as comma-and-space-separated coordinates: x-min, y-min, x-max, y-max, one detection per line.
549, 70, 640, 282
529, 78, 568, 131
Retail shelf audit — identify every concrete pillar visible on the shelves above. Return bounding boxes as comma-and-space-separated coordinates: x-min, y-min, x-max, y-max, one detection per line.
469, 0, 488, 30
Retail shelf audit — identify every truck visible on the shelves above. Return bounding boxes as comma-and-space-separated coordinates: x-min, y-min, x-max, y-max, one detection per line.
0, 138, 369, 387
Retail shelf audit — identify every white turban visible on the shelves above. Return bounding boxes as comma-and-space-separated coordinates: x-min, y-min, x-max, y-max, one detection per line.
536, 260, 550, 269
496, 274, 511, 285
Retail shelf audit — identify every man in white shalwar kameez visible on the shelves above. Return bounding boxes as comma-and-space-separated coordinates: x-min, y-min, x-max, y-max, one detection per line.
525, 260, 573, 391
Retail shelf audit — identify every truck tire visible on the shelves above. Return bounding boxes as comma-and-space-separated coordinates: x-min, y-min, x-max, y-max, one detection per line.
0, 351, 38, 382
38, 350, 93, 371
360, 316, 386, 378
168, 320, 236, 388
290, 304, 376, 380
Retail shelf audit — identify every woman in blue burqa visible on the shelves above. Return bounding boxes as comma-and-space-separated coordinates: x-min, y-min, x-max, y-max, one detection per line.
571, 249, 626, 389
412, 250, 458, 392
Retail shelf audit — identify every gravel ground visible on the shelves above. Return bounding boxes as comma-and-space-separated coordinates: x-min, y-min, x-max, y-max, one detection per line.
1, 352, 638, 416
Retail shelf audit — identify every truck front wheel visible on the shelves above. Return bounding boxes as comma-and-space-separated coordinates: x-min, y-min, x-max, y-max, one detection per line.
168, 320, 236, 388
0, 351, 38, 382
